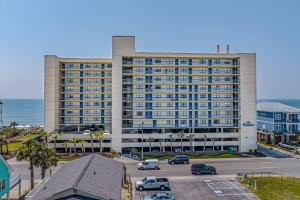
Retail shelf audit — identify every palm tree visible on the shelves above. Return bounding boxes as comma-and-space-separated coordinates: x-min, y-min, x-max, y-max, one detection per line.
16, 139, 40, 189
94, 130, 105, 153
69, 137, 79, 155
272, 131, 280, 146
10, 121, 18, 133
51, 129, 61, 152
35, 146, 58, 179
158, 139, 164, 152
79, 140, 87, 156
40, 129, 51, 147
88, 131, 95, 153
177, 132, 185, 152
149, 137, 154, 153
64, 141, 68, 155
204, 134, 207, 152
187, 133, 194, 152
168, 134, 173, 152
295, 131, 300, 146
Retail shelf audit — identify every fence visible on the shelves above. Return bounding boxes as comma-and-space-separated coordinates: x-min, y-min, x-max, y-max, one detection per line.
236, 172, 300, 190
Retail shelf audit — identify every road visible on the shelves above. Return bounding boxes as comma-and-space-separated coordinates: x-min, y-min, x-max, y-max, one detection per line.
124, 157, 300, 178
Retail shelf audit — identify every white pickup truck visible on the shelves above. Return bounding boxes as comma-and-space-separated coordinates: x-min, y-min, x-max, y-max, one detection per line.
135, 176, 170, 191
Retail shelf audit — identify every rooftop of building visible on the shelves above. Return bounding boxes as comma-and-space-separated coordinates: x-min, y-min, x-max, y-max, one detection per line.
257, 102, 300, 113
28, 154, 123, 200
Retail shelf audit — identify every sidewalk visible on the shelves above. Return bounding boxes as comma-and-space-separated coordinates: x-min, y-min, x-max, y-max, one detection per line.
258, 143, 300, 159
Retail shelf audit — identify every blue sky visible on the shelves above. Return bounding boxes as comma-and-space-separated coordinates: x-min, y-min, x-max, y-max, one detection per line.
0, 0, 299, 99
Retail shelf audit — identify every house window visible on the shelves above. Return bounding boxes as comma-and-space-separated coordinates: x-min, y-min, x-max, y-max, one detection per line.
1, 179, 5, 191
275, 114, 282, 120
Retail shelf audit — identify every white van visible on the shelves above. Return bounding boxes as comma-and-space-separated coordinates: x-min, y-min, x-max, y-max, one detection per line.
137, 159, 160, 170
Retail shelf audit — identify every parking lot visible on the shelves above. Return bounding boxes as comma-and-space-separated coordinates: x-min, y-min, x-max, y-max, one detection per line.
131, 176, 258, 200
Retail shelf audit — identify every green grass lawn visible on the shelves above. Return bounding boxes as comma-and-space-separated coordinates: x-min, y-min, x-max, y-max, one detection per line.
2, 133, 41, 153
241, 177, 300, 200
143, 153, 239, 161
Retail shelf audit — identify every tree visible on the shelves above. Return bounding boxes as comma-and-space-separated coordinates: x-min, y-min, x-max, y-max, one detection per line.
16, 139, 40, 189
94, 130, 105, 153
69, 137, 79, 155
88, 131, 95, 153
187, 133, 194, 152
204, 134, 207, 152
64, 141, 68, 155
79, 140, 87, 156
177, 132, 185, 152
158, 139, 164, 152
0, 128, 10, 154
51, 130, 61, 152
35, 146, 58, 179
10, 121, 18, 132
294, 131, 300, 146
149, 137, 154, 153
168, 134, 173, 152
272, 131, 280, 146
40, 129, 51, 147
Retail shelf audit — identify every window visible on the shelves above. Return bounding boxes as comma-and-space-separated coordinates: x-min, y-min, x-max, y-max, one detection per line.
199, 59, 206, 64
1, 179, 5, 191
154, 58, 161, 64
180, 120, 187, 125
136, 111, 143, 116
275, 114, 282, 120
165, 59, 174, 64
166, 76, 174, 81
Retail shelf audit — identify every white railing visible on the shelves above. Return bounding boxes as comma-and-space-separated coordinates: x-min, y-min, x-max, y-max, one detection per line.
25, 177, 50, 200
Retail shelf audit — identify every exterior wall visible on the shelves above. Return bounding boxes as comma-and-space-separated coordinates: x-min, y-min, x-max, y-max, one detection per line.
44, 55, 59, 132
239, 54, 257, 152
0, 159, 10, 197
257, 110, 300, 134
45, 36, 257, 153
112, 36, 135, 152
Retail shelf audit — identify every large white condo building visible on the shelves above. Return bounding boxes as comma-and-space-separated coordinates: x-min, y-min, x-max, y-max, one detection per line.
45, 36, 257, 153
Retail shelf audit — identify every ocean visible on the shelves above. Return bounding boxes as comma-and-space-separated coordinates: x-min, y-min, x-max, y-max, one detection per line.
1, 99, 300, 127
1, 99, 44, 126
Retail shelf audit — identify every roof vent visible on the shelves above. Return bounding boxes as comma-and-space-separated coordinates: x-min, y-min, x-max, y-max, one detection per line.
94, 170, 96, 175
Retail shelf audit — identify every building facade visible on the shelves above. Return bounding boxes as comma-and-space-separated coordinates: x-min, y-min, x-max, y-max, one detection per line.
45, 36, 257, 153
257, 102, 300, 142
0, 155, 10, 198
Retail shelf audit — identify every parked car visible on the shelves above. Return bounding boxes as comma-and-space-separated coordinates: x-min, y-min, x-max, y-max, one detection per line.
144, 192, 175, 200
83, 130, 90, 135
191, 163, 217, 175
138, 159, 160, 170
135, 176, 170, 191
168, 155, 189, 164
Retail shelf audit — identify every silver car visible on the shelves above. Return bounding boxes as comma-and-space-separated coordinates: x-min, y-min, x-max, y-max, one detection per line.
144, 192, 175, 200
137, 159, 160, 170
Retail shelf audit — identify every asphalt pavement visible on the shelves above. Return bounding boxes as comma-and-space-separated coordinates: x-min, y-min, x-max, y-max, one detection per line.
124, 157, 300, 178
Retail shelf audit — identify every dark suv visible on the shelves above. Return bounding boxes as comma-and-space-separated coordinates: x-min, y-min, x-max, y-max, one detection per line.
168, 155, 189, 164
191, 163, 217, 175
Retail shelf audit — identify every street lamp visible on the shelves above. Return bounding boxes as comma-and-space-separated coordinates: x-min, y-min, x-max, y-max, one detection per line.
141, 122, 144, 159
204, 134, 207, 152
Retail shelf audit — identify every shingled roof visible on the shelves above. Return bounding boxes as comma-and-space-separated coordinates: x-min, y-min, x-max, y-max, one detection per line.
30, 154, 123, 200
